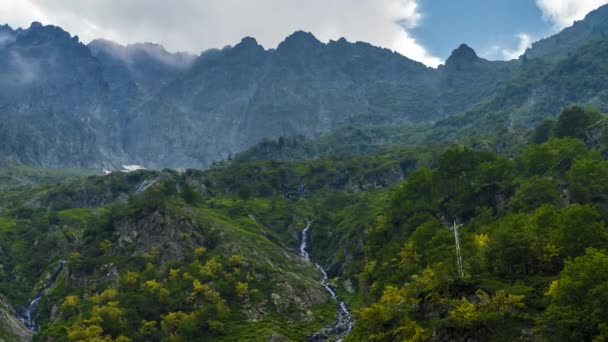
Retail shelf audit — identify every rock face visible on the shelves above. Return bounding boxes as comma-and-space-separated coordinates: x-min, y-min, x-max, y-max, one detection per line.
0, 22, 126, 168
585, 119, 608, 156
0, 294, 32, 342
1, 4, 608, 169
114, 210, 206, 265
88, 39, 196, 106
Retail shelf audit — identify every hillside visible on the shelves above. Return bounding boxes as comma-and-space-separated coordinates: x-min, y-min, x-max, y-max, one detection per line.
3, 4, 608, 341
1, 107, 608, 340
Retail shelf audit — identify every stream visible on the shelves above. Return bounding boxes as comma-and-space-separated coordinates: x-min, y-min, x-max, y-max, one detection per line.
19, 260, 66, 332
300, 222, 354, 341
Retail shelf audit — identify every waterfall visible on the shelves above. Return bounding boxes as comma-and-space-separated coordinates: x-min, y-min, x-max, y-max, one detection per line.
300, 222, 354, 341
19, 260, 66, 332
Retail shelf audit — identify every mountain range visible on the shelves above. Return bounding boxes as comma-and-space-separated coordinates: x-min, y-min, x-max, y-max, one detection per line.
1, 5, 608, 169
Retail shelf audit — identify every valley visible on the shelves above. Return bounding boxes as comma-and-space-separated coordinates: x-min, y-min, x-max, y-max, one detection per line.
1, 3, 608, 341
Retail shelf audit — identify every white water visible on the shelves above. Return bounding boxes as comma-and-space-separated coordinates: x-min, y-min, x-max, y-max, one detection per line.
300, 222, 354, 341
20, 260, 66, 332
22, 297, 41, 331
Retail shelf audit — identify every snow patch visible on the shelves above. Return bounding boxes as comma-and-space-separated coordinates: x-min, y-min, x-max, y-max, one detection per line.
102, 165, 146, 175
121, 165, 146, 172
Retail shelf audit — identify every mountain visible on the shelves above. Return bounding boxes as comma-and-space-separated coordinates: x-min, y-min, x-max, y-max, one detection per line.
4, 7, 608, 341
433, 34, 608, 144
0, 22, 127, 168
88, 39, 196, 107
123, 32, 437, 168
1, 5, 608, 169
525, 4, 608, 60
123, 35, 521, 169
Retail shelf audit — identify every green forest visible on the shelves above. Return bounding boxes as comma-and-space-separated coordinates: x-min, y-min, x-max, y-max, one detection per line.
1, 106, 608, 341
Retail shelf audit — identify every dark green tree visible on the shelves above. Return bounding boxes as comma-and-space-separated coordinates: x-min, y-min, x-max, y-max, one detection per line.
539, 249, 608, 341
553, 106, 602, 139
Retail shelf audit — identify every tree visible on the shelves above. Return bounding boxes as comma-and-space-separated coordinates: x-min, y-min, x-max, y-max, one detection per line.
556, 205, 608, 258
553, 106, 603, 139
449, 297, 478, 326
520, 137, 587, 178
567, 156, 608, 203
530, 120, 555, 144
99, 240, 113, 254
180, 181, 200, 204
538, 249, 608, 341
509, 176, 561, 213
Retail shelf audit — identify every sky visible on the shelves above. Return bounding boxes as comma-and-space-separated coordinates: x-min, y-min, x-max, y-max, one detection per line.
1, 0, 607, 68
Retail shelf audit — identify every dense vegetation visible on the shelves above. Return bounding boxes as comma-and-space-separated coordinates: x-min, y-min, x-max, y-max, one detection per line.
1, 106, 608, 341
3, 6, 608, 341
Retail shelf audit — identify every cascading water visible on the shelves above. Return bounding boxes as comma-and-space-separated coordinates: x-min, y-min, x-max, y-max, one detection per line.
20, 260, 66, 332
300, 222, 354, 341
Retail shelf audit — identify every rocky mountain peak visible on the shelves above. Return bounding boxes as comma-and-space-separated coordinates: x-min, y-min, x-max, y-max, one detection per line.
16, 22, 78, 47
277, 30, 323, 53
234, 36, 263, 51
446, 44, 479, 65
276, 31, 325, 62
0, 24, 15, 45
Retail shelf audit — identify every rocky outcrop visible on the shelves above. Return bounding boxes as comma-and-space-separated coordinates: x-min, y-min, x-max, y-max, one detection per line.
114, 210, 205, 265
0, 294, 31, 342
585, 119, 608, 156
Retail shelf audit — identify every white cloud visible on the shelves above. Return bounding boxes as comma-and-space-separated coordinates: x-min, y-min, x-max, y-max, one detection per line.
535, 0, 608, 28
501, 33, 533, 60
0, 1, 48, 28
480, 33, 533, 61
1, 0, 442, 67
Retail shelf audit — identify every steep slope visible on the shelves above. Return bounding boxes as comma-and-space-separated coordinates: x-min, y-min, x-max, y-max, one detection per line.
431, 30, 608, 142
0, 23, 128, 168
0, 172, 336, 341
0, 295, 30, 342
2, 5, 608, 169
88, 39, 196, 107
525, 4, 608, 60
124, 32, 516, 169
437, 44, 517, 114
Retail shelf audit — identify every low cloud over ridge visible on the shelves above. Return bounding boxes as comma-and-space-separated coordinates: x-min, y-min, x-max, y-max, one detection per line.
1, 0, 442, 67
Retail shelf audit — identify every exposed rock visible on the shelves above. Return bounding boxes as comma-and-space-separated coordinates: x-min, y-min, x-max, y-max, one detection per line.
270, 281, 327, 320
267, 332, 289, 342
0, 294, 31, 342
114, 211, 205, 265
585, 119, 608, 156
343, 278, 355, 294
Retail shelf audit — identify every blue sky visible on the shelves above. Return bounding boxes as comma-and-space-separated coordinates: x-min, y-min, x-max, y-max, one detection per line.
2, 0, 608, 67
410, 0, 554, 60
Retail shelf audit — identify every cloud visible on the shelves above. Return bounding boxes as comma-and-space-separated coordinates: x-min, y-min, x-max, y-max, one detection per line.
0, 51, 40, 84
480, 33, 533, 61
535, 0, 608, 28
1, 0, 442, 67
90, 40, 196, 70
501, 33, 532, 60
0, 1, 49, 28
0, 33, 15, 46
